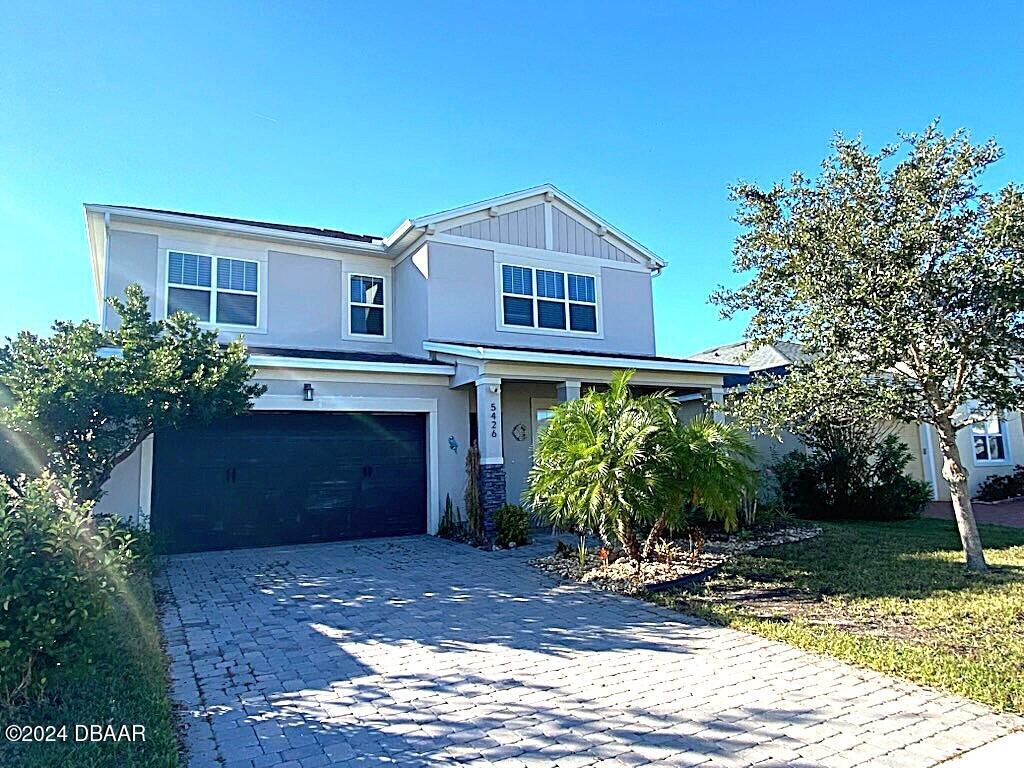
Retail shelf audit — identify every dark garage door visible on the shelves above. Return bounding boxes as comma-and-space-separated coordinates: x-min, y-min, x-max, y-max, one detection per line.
152, 411, 427, 553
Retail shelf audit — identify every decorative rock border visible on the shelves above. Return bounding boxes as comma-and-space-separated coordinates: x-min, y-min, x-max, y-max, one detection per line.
530, 525, 822, 596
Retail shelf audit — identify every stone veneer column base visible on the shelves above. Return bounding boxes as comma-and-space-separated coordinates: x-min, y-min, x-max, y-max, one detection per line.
479, 463, 506, 544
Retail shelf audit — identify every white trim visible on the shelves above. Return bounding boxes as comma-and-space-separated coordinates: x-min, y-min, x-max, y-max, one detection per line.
970, 415, 1012, 466
430, 232, 650, 273
253, 394, 440, 533
138, 435, 153, 530
405, 184, 666, 268
255, 368, 451, 386
673, 392, 706, 403
495, 259, 603, 339
548, 197, 647, 267
423, 341, 749, 375
531, 397, 558, 446
249, 354, 454, 376
919, 423, 940, 501
543, 202, 554, 250
344, 271, 391, 342
85, 204, 386, 254
253, 394, 437, 411
101, 213, 111, 327
86, 186, 667, 268
164, 249, 264, 331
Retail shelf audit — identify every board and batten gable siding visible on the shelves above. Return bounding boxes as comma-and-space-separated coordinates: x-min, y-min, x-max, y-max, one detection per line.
441, 202, 639, 264
443, 204, 545, 249
551, 206, 634, 263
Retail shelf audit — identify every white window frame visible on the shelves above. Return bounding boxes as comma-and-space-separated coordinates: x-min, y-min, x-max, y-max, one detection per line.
495, 261, 601, 338
531, 397, 558, 446
164, 250, 262, 330
971, 415, 1011, 466
346, 272, 389, 341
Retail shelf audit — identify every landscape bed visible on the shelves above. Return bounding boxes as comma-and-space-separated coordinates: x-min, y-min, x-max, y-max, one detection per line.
530, 525, 821, 594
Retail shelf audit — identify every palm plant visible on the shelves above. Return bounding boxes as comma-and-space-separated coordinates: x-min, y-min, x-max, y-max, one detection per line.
525, 370, 757, 566
524, 370, 673, 563
643, 415, 757, 559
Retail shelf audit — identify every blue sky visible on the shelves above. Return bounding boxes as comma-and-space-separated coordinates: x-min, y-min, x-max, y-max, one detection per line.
1, 1, 1022, 356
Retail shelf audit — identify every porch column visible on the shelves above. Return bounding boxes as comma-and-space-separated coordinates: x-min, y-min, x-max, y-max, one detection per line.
556, 380, 582, 402
709, 386, 727, 423
475, 376, 505, 543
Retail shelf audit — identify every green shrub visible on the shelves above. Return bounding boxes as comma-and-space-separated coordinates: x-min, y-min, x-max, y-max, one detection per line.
495, 503, 530, 548
437, 493, 465, 540
0, 474, 136, 704
975, 465, 1024, 502
773, 434, 931, 521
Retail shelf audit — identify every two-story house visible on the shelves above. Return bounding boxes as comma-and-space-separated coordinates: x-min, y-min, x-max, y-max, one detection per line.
85, 185, 744, 553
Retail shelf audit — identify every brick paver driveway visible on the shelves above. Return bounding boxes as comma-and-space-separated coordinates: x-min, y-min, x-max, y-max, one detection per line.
159, 535, 1020, 768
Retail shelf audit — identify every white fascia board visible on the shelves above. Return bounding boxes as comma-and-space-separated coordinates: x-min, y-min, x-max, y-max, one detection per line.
84, 208, 109, 320
383, 219, 415, 247
407, 185, 555, 228
422, 342, 748, 375
249, 354, 455, 376
84, 205, 388, 256
398, 184, 667, 268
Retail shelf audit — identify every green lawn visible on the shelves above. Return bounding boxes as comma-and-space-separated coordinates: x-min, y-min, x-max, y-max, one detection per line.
0, 576, 181, 768
650, 518, 1024, 712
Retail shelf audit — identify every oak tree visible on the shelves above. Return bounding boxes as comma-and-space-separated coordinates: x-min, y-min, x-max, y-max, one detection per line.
715, 123, 1024, 571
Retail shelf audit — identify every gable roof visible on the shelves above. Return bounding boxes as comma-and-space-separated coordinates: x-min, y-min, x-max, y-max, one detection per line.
390, 184, 666, 268
690, 340, 807, 372
85, 185, 665, 268
84, 204, 381, 245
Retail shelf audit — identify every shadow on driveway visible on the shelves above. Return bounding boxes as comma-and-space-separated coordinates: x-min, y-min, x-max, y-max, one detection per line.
158, 535, 1018, 767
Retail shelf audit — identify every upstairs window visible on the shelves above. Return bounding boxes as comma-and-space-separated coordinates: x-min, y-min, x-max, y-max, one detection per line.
166, 251, 260, 327
167, 252, 212, 321
499, 264, 598, 334
350, 274, 385, 336
972, 415, 1009, 464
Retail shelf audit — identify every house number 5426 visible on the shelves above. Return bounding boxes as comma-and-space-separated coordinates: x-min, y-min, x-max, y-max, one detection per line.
489, 403, 498, 438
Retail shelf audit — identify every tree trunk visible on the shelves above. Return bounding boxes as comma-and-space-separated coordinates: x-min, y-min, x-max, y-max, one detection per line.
642, 513, 667, 561
615, 516, 642, 563
933, 416, 987, 572
80, 428, 154, 503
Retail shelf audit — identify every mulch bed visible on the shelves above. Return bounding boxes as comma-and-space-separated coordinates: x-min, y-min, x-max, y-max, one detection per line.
529, 525, 821, 595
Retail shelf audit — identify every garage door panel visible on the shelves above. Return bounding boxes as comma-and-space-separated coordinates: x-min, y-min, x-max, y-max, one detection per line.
152, 412, 427, 553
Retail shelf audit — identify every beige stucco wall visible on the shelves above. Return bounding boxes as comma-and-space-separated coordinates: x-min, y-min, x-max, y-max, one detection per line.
919, 410, 1024, 501
500, 381, 559, 505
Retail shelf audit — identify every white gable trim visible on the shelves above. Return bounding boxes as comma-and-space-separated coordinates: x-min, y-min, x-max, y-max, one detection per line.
400, 184, 666, 268
84, 204, 387, 255
427, 234, 652, 273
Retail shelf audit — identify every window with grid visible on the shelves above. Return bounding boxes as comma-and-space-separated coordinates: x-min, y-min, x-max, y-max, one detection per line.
350, 275, 385, 336
167, 251, 259, 327
972, 415, 1009, 463
499, 264, 597, 333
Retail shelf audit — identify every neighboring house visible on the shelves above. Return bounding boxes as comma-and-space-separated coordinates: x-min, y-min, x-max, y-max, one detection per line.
693, 340, 1024, 501
84, 185, 744, 552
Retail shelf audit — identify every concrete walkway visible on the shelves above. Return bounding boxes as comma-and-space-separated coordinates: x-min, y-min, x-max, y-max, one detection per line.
924, 500, 1024, 528
158, 534, 1021, 767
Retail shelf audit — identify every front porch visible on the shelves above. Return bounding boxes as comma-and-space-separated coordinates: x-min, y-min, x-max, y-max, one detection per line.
425, 341, 746, 536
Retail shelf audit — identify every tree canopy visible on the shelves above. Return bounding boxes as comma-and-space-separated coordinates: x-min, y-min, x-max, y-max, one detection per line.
714, 122, 1024, 570
0, 284, 265, 501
